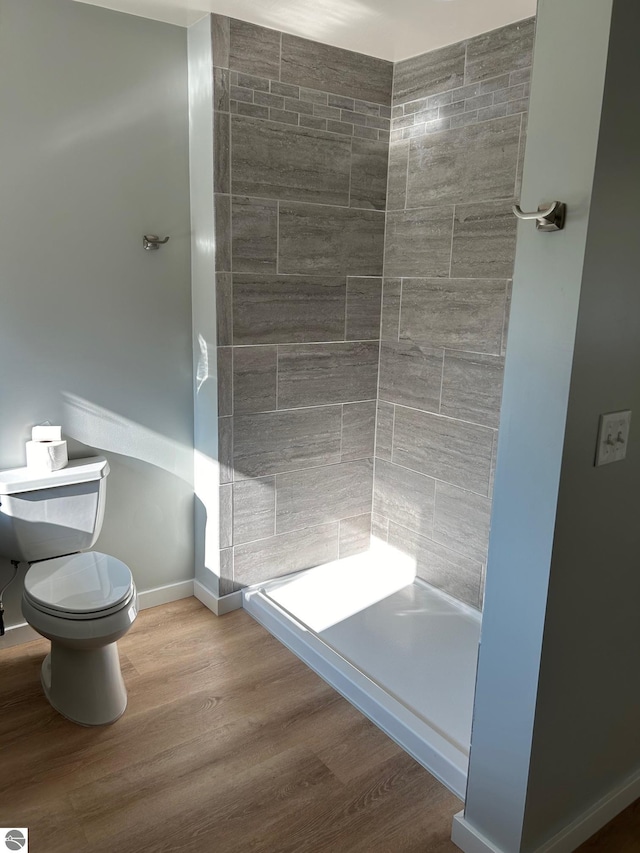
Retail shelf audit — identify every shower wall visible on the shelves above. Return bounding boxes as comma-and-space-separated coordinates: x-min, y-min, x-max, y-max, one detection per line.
212, 15, 392, 592
373, 19, 534, 608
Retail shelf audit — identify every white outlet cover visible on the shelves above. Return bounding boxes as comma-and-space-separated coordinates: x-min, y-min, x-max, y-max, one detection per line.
595, 410, 632, 466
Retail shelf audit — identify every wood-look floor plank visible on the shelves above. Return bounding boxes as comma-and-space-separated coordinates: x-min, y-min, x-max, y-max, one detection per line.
0, 597, 637, 852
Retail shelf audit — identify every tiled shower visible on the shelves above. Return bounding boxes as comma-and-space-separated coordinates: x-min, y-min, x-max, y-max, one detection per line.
213, 14, 534, 611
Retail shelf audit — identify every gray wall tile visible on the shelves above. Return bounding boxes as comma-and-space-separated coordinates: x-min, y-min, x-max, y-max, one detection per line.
229, 18, 281, 79
393, 42, 466, 105
502, 279, 513, 356
346, 277, 382, 340
373, 459, 435, 537
219, 548, 235, 596
465, 18, 535, 84
233, 405, 342, 479
388, 522, 482, 608
387, 141, 409, 211
392, 406, 493, 494
375, 401, 394, 461
214, 112, 230, 193
406, 116, 521, 206
233, 345, 277, 414
232, 117, 352, 205
371, 512, 389, 542
384, 206, 454, 277
350, 138, 389, 210
281, 34, 392, 106
231, 196, 278, 274
214, 194, 231, 272
342, 401, 376, 462
276, 459, 373, 534
217, 347, 233, 416
378, 340, 443, 412
451, 200, 517, 279
339, 514, 372, 558
236, 102, 269, 120
381, 279, 401, 341
232, 275, 346, 345
216, 272, 232, 347
233, 476, 276, 544
234, 522, 339, 586
400, 278, 507, 355
440, 351, 505, 428
433, 481, 492, 563
218, 416, 234, 484
277, 342, 379, 409
279, 203, 385, 277
270, 108, 299, 125
516, 112, 527, 198
219, 483, 233, 549
213, 68, 230, 113
211, 15, 230, 69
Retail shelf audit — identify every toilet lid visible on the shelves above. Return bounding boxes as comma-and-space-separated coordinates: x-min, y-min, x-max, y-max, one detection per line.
24, 551, 133, 615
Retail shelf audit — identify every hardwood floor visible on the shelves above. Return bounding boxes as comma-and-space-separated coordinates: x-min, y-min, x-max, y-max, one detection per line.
0, 597, 637, 852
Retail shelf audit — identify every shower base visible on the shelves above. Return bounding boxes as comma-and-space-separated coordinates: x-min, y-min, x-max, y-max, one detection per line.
242, 542, 481, 798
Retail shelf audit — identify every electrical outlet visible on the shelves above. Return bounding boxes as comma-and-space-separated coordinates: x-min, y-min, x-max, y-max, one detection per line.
595, 410, 631, 466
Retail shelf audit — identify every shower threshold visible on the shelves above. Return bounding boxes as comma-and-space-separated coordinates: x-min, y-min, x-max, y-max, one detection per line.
242, 541, 481, 799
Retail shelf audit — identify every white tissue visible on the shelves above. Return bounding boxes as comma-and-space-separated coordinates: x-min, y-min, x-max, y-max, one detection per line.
26, 439, 68, 471
32, 424, 63, 442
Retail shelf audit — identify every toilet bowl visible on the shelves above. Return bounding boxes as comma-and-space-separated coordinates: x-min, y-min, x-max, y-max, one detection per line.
22, 551, 138, 725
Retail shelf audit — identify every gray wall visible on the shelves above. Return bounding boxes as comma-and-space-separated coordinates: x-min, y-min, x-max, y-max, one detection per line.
211, 16, 392, 592
0, 0, 193, 630
373, 20, 533, 609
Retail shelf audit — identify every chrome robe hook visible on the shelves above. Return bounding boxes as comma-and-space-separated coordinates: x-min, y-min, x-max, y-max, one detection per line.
512, 201, 566, 232
143, 235, 170, 250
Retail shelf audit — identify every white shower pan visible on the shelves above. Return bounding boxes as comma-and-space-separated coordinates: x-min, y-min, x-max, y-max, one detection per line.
243, 541, 481, 798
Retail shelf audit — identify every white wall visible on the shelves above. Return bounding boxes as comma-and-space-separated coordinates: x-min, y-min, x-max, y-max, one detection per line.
0, 0, 193, 631
459, 0, 640, 850
187, 15, 220, 596
520, 0, 640, 845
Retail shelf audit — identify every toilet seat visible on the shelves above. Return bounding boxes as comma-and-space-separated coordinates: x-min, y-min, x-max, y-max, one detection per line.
24, 551, 135, 621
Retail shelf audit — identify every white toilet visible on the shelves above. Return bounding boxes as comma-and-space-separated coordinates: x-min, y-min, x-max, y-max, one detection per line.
0, 456, 137, 726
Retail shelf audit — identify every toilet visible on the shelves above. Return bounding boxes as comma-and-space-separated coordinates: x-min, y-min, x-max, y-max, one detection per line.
0, 456, 137, 725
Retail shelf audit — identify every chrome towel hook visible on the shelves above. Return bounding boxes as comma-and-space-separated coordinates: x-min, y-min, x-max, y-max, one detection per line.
143, 234, 170, 251
512, 201, 566, 232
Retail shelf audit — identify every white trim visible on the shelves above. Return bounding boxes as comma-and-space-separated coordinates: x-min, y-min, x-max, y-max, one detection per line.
0, 579, 196, 649
194, 579, 243, 616
451, 766, 640, 853
136, 579, 194, 611
243, 586, 468, 799
451, 814, 505, 853
0, 622, 39, 649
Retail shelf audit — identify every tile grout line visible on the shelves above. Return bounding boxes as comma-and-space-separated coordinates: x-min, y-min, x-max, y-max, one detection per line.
274, 472, 278, 536
448, 205, 456, 278
373, 60, 394, 538
514, 110, 525, 200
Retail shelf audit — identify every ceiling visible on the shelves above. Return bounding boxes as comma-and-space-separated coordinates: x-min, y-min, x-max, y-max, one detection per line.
74, 0, 537, 61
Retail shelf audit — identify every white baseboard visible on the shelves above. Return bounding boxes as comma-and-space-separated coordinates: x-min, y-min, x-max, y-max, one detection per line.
0, 579, 196, 650
0, 622, 40, 649
194, 579, 243, 616
451, 814, 504, 853
452, 765, 640, 853
136, 579, 194, 610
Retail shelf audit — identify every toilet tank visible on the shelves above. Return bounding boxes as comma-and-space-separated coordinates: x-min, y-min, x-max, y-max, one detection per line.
0, 457, 109, 563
